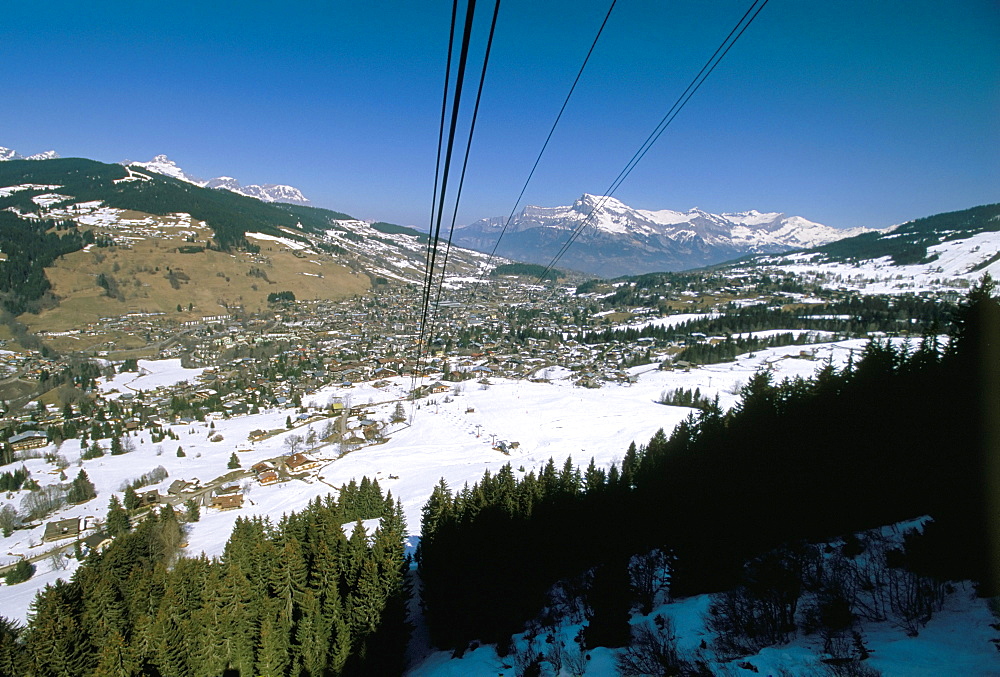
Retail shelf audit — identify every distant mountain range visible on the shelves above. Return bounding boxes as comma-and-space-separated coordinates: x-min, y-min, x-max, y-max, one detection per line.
127, 154, 310, 204
0, 146, 59, 161
456, 194, 875, 277
0, 145, 310, 205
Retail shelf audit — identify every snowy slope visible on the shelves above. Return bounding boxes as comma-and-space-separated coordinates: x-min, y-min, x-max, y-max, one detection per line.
754, 230, 1000, 296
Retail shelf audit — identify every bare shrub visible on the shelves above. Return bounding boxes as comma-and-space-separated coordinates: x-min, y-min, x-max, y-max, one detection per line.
0, 504, 21, 537
629, 548, 673, 614
617, 614, 711, 676
708, 548, 803, 659
20, 485, 68, 521
117, 466, 169, 492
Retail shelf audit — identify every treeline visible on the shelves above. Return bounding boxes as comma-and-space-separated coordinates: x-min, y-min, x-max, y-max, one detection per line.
491, 263, 562, 281
0, 480, 410, 676
581, 295, 951, 347
417, 277, 996, 650
369, 221, 429, 243
675, 331, 819, 365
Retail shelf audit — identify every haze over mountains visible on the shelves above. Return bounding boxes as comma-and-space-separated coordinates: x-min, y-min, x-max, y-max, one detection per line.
456, 194, 877, 277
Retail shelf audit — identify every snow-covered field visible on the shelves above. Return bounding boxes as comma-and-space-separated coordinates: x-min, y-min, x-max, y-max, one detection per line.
2, 342, 995, 674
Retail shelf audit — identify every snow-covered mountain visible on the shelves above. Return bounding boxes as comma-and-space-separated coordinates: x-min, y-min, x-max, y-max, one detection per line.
0, 146, 60, 161
128, 154, 310, 204
456, 194, 874, 277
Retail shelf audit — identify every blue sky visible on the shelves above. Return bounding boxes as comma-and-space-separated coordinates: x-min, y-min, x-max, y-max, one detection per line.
2, 0, 997, 230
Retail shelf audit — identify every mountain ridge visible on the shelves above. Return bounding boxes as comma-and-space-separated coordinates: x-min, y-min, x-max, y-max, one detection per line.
127, 154, 311, 204
455, 194, 876, 277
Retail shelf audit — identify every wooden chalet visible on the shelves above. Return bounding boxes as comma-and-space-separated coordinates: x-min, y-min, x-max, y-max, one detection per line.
211, 493, 244, 510
285, 452, 320, 473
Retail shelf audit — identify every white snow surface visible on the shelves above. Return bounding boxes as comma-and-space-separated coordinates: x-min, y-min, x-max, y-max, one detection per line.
98, 359, 205, 397
245, 232, 311, 250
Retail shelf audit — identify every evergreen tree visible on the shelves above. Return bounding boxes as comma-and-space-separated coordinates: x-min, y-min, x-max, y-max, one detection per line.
67, 469, 97, 503
255, 601, 291, 677
228, 452, 240, 469
106, 495, 130, 537
123, 485, 139, 512
184, 498, 200, 522
0, 616, 28, 677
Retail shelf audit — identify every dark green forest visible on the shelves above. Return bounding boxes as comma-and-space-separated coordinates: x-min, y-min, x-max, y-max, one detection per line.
369, 222, 429, 243
0, 211, 90, 315
417, 277, 997, 651
490, 263, 563, 281
0, 478, 410, 677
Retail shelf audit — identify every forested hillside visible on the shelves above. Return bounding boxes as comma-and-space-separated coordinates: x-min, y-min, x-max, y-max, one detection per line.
0, 211, 91, 315
418, 276, 997, 651
0, 479, 410, 676
807, 202, 1000, 265
0, 159, 347, 251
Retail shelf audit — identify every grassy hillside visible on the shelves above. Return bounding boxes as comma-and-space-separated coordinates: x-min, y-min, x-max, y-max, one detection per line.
0, 158, 375, 343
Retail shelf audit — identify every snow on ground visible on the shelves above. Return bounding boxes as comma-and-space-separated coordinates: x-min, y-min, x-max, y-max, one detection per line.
407, 563, 999, 677
617, 312, 721, 332
0, 337, 957, 628
767, 230, 1000, 295
97, 358, 205, 396
246, 231, 310, 250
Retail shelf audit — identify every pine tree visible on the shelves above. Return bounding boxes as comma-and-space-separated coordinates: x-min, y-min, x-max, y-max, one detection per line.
295, 590, 330, 677
67, 469, 97, 503
0, 616, 28, 677
106, 495, 130, 537
184, 498, 200, 522
228, 452, 240, 469
255, 600, 291, 677
123, 485, 139, 511
91, 628, 136, 677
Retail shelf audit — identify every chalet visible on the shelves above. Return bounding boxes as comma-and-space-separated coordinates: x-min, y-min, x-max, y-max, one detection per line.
82, 531, 113, 554
285, 452, 320, 473
8, 430, 48, 452
167, 479, 195, 495
429, 381, 450, 394
138, 490, 161, 507
258, 469, 279, 485
211, 493, 244, 510
43, 517, 80, 542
